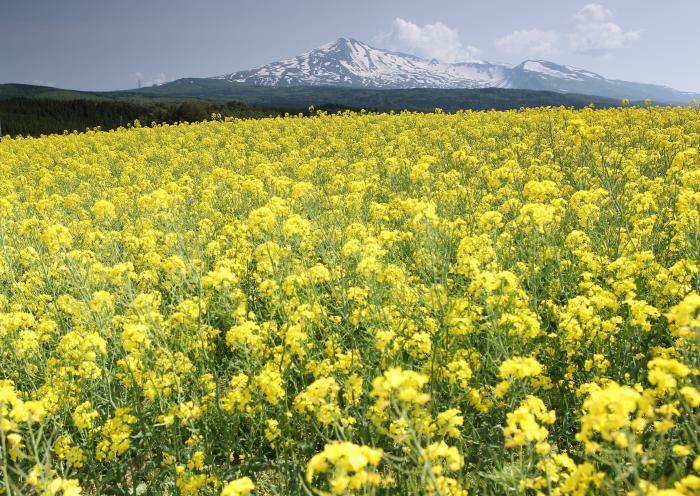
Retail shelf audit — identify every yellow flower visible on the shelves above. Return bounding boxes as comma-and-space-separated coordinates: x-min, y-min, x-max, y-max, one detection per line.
41, 224, 72, 252
648, 358, 690, 394
419, 441, 464, 474
221, 477, 255, 496
672, 445, 692, 457
73, 401, 99, 430
306, 442, 383, 494
436, 408, 463, 438
666, 293, 700, 340
576, 382, 650, 453
499, 356, 544, 379
95, 408, 137, 461
504, 396, 555, 448
92, 199, 116, 220
293, 377, 341, 425
371, 367, 430, 410
253, 364, 285, 406
90, 290, 114, 313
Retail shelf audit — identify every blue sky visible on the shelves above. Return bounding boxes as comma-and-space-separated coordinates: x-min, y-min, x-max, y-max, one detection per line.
1, 0, 698, 92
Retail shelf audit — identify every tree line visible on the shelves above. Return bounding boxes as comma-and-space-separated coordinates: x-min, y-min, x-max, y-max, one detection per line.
0, 98, 279, 138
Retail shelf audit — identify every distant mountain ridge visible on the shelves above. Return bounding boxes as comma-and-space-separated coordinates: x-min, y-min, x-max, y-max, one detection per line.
217, 38, 699, 104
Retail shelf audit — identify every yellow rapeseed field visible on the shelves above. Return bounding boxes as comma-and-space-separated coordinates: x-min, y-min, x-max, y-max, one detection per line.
0, 107, 699, 496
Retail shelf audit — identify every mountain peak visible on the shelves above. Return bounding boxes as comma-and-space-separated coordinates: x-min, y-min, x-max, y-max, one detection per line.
318, 37, 368, 54
333, 37, 360, 45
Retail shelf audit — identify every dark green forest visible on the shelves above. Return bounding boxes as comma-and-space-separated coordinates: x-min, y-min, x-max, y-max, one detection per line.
0, 97, 279, 137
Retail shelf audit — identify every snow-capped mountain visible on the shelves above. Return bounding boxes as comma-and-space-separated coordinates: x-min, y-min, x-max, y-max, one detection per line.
216, 38, 699, 103
216, 38, 511, 89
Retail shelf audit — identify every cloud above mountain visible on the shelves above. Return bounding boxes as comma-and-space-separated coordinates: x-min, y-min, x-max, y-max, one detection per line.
133, 72, 167, 87
374, 18, 481, 63
494, 29, 559, 57
569, 3, 640, 55
30, 80, 56, 88
376, 4, 639, 67
494, 3, 640, 60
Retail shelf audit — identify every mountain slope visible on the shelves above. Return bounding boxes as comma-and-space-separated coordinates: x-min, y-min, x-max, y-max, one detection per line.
217, 38, 700, 104
503, 60, 699, 104
0, 83, 110, 101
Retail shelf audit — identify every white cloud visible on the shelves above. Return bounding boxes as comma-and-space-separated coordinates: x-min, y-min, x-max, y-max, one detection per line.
133, 72, 167, 87
574, 3, 614, 23
31, 80, 56, 87
569, 3, 640, 55
494, 29, 559, 58
374, 18, 480, 63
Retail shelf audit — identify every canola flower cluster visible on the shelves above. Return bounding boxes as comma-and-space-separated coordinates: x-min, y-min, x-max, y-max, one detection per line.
0, 107, 698, 495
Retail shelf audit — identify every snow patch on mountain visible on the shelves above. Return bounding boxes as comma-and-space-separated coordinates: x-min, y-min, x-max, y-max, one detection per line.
522, 61, 582, 80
